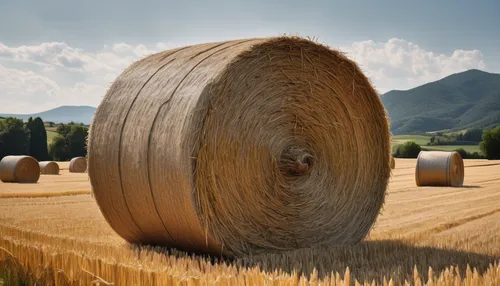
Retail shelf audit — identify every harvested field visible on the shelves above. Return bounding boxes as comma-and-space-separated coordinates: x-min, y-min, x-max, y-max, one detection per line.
0, 158, 500, 285
0, 165, 89, 198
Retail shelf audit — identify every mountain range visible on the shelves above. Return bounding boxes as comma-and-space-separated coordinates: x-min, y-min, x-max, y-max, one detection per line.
381, 69, 500, 134
0, 105, 96, 125
1, 69, 499, 134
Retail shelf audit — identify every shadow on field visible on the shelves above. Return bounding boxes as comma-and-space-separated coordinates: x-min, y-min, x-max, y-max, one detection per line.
234, 240, 500, 284
460, 185, 481, 188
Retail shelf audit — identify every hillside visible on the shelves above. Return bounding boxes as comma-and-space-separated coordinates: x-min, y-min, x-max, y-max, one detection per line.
0, 106, 96, 125
381, 69, 500, 135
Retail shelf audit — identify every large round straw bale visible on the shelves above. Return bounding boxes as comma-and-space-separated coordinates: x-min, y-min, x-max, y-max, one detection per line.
39, 161, 60, 175
88, 36, 391, 256
0, 155, 40, 183
69, 157, 87, 173
390, 157, 396, 169
415, 151, 464, 187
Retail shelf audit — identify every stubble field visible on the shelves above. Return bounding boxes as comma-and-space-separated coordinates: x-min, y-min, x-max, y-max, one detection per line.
0, 159, 499, 285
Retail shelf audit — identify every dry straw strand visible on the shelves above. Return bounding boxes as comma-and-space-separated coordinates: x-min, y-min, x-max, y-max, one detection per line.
88, 36, 392, 257
39, 161, 60, 175
0, 155, 40, 183
69, 157, 87, 173
415, 151, 464, 187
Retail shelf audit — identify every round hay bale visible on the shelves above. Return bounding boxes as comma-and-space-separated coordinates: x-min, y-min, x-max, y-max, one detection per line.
390, 157, 396, 169
415, 151, 464, 187
69, 157, 87, 173
39, 161, 60, 175
0, 155, 40, 183
88, 36, 391, 256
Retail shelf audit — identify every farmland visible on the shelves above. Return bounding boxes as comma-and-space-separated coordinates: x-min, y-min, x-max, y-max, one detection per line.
391, 135, 481, 154
46, 130, 58, 145
0, 159, 499, 285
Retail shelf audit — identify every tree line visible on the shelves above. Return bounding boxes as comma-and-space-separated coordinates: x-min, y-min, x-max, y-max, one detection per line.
393, 126, 500, 160
0, 116, 88, 161
428, 128, 483, 146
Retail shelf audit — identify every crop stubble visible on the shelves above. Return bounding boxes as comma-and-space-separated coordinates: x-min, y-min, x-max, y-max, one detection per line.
0, 159, 499, 285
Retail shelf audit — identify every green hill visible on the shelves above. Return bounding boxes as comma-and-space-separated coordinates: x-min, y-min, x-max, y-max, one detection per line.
381, 69, 500, 135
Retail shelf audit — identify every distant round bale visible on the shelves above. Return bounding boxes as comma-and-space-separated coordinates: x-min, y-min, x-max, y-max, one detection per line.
88, 36, 392, 256
415, 151, 464, 187
0, 155, 40, 183
390, 157, 396, 169
69, 157, 87, 173
39, 161, 60, 175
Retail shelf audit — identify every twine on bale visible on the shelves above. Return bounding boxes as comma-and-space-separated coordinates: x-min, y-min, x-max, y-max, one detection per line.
39, 161, 60, 175
69, 157, 87, 173
88, 36, 392, 256
0, 155, 40, 183
415, 151, 464, 187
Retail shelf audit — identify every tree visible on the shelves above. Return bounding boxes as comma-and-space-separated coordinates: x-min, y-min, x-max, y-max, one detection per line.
26, 117, 50, 161
49, 135, 70, 161
0, 117, 30, 159
454, 148, 467, 159
49, 124, 89, 160
56, 123, 72, 137
463, 128, 483, 142
26, 117, 34, 130
393, 141, 422, 158
68, 125, 88, 158
480, 127, 500, 160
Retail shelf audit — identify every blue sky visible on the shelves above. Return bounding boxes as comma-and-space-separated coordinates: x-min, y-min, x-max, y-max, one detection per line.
0, 0, 499, 113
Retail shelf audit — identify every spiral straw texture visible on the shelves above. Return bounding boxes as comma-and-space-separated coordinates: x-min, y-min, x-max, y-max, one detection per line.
69, 157, 87, 173
88, 36, 392, 256
0, 155, 40, 183
415, 151, 464, 187
39, 161, 60, 175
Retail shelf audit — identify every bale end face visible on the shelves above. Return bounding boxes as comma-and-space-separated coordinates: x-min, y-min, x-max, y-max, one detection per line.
39, 161, 60, 175
88, 36, 392, 256
69, 157, 87, 173
390, 157, 396, 169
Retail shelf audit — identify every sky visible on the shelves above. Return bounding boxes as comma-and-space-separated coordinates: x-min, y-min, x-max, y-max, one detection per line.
0, 0, 499, 114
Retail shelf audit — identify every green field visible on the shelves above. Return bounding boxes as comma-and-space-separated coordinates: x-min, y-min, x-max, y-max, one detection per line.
424, 144, 481, 153
391, 135, 481, 154
391, 135, 431, 146
46, 130, 58, 145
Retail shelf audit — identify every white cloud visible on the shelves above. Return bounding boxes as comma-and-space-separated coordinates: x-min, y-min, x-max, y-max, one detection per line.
0, 42, 160, 113
340, 38, 487, 93
0, 38, 492, 113
133, 44, 156, 58
0, 64, 60, 94
111, 43, 133, 53
0, 42, 87, 71
0, 64, 61, 112
0, 41, 174, 113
